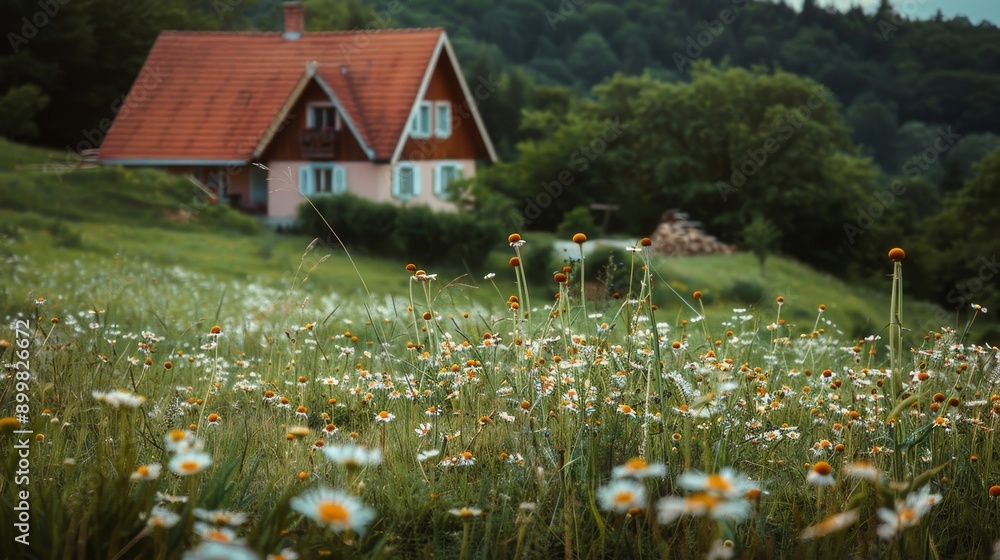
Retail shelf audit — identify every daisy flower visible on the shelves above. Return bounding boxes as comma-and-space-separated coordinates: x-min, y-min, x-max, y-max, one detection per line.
181, 542, 257, 560
194, 508, 249, 526
375, 410, 395, 423
449, 507, 484, 518
417, 449, 440, 462
169, 450, 213, 476
678, 468, 757, 500
323, 444, 383, 468
876, 485, 942, 540
597, 479, 647, 513
130, 463, 162, 482
613, 457, 667, 479
145, 506, 182, 529
806, 461, 836, 486
800, 509, 861, 540
267, 548, 299, 560
657, 492, 751, 524
414, 423, 432, 437
290, 487, 376, 535
92, 389, 146, 409
193, 522, 243, 544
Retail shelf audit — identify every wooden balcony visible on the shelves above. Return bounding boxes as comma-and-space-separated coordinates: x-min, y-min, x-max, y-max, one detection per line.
300, 128, 338, 159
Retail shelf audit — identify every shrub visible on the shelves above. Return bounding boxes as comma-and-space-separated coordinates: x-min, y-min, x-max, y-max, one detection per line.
725, 279, 765, 304
556, 205, 596, 240
299, 196, 500, 269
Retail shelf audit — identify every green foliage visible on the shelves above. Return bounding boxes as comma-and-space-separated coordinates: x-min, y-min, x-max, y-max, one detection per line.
741, 215, 781, 275
724, 279, 765, 305
0, 84, 50, 141
555, 206, 595, 240
300, 195, 500, 269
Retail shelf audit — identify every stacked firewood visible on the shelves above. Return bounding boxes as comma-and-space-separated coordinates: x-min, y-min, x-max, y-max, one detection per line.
649, 210, 735, 256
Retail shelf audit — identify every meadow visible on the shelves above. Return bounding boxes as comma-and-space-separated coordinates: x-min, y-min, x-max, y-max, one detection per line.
1, 154, 999, 559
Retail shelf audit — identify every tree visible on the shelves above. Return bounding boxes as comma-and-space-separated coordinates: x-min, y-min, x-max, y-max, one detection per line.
742, 215, 782, 276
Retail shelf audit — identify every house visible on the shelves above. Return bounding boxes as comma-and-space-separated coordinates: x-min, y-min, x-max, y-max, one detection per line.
97, 2, 497, 226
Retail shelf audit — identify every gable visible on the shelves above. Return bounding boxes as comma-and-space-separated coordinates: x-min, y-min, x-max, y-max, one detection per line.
98, 29, 447, 164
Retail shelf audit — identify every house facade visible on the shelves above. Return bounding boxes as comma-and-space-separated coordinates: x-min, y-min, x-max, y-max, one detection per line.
97, 2, 496, 225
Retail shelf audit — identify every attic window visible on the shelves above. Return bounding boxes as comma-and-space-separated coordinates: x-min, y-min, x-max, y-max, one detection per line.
410, 101, 432, 139
307, 103, 340, 130
434, 102, 451, 138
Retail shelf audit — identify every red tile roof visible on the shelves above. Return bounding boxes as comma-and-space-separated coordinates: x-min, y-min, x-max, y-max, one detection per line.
99, 29, 445, 162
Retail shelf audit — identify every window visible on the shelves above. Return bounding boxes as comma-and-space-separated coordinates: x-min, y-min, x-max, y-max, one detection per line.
393, 163, 420, 200
434, 101, 451, 138
409, 101, 432, 138
433, 163, 462, 198
298, 163, 346, 195
307, 104, 340, 130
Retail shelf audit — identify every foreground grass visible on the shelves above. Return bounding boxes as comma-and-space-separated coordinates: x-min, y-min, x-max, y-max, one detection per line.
1, 228, 998, 559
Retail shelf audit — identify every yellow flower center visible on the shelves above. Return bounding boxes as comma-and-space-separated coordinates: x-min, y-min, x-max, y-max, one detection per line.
706, 474, 732, 492
179, 460, 199, 473
613, 492, 634, 504
318, 501, 350, 525
625, 458, 648, 470
137, 465, 150, 476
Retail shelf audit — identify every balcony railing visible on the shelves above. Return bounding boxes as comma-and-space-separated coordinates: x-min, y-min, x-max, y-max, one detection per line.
300, 128, 338, 159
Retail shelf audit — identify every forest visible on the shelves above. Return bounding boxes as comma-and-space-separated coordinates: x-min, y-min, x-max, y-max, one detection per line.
2, 0, 999, 310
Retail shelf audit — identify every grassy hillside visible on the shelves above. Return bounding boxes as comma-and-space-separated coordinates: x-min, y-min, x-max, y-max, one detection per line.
0, 140, 982, 344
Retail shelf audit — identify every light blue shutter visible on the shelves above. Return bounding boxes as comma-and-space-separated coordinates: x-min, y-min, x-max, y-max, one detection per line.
411, 165, 421, 197
299, 166, 311, 195
432, 165, 441, 196
334, 166, 347, 194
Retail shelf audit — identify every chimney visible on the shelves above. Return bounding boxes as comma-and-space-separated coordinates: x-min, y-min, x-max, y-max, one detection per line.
283, 2, 303, 40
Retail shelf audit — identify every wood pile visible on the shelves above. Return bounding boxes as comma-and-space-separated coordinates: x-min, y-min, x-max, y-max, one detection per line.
649, 210, 735, 256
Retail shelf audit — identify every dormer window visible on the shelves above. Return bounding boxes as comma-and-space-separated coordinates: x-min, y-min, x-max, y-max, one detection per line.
410, 101, 432, 138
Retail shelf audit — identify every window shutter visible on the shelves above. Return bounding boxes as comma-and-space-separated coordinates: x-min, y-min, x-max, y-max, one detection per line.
432, 165, 441, 196
299, 166, 311, 195
412, 165, 421, 197
334, 166, 347, 194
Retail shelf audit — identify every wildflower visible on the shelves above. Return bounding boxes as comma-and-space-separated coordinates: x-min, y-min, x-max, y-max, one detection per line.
181, 542, 258, 560
989, 485, 1000, 498
800, 509, 861, 539
209, 325, 223, 337
888, 247, 905, 262
267, 548, 299, 560
417, 449, 440, 462
597, 479, 647, 513
169, 450, 213, 476
484, 272, 496, 280
572, 233, 587, 244
290, 487, 376, 535
657, 492, 751, 524
458, 450, 476, 466
807, 461, 836, 485
323, 444, 383, 468
449, 507, 484, 518
287, 426, 310, 439
206, 413, 221, 426
876, 485, 942, 540
155, 492, 189, 505
375, 410, 395, 423
415, 423, 431, 437
617, 404, 637, 417
613, 458, 667, 479
678, 468, 757, 500
130, 463, 162, 482
194, 521, 242, 544
843, 461, 881, 482
194, 508, 249, 526
92, 389, 146, 409
146, 506, 182, 529
0, 417, 21, 431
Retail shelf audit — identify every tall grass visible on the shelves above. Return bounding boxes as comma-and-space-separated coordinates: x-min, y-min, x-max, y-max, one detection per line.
1, 234, 998, 560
